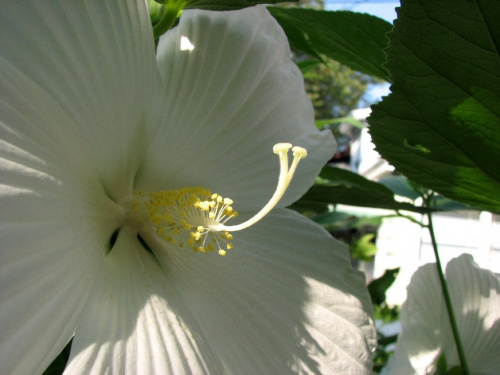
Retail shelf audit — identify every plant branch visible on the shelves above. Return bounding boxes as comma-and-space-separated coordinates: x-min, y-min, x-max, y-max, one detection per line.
395, 210, 426, 227
153, 0, 186, 41
425, 195, 470, 375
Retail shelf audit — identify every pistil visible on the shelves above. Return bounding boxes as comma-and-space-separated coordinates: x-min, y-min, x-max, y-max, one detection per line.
209, 143, 307, 232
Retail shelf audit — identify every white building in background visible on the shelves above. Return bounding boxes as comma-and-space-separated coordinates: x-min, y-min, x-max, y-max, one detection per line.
347, 108, 500, 305
349, 107, 394, 181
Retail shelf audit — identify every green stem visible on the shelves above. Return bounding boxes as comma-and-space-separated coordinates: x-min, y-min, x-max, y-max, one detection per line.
425, 199, 470, 375
394, 210, 426, 227
153, 0, 186, 40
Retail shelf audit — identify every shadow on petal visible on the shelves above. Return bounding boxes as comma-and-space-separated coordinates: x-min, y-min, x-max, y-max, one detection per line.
67, 210, 374, 374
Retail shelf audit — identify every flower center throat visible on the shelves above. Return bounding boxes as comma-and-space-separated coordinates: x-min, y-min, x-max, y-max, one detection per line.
131, 143, 307, 256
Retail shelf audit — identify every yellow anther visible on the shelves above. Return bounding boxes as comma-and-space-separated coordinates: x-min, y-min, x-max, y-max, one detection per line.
198, 202, 209, 211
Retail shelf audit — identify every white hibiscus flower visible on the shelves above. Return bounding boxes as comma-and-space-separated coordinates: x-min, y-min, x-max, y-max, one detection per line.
388, 254, 500, 375
0, 1, 375, 374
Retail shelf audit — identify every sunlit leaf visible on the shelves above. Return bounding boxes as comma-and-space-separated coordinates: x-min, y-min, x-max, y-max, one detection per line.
315, 116, 364, 129
350, 233, 378, 262
148, 0, 165, 24
369, 0, 500, 212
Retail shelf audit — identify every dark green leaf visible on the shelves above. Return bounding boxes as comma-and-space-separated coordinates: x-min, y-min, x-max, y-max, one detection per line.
379, 176, 475, 211
377, 333, 398, 347
434, 353, 465, 375
444, 367, 465, 375
368, 0, 500, 212
268, 7, 392, 80
312, 210, 383, 231
312, 211, 353, 229
319, 166, 394, 195
431, 195, 472, 211
43, 339, 72, 375
291, 183, 424, 213
271, 9, 324, 61
184, 0, 295, 11
294, 167, 470, 214
436, 353, 449, 374
378, 176, 422, 201
293, 166, 423, 212
368, 268, 399, 305
296, 59, 321, 74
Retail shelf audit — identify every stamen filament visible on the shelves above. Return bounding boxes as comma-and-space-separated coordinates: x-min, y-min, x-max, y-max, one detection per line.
211, 143, 307, 232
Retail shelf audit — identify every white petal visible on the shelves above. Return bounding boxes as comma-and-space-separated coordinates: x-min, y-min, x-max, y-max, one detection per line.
0, 2, 150, 371
65, 228, 218, 375
0, 188, 117, 374
387, 261, 443, 375
388, 254, 500, 375
137, 6, 335, 210
0, 125, 123, 373
446, 255, 500, 374
0, 0, 162, 201
149, 209, 376, 374
0, 123, 122, 373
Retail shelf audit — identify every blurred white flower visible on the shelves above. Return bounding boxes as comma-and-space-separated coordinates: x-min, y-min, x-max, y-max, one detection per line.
0, 1, 375, 374
388, 254, 500, 375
